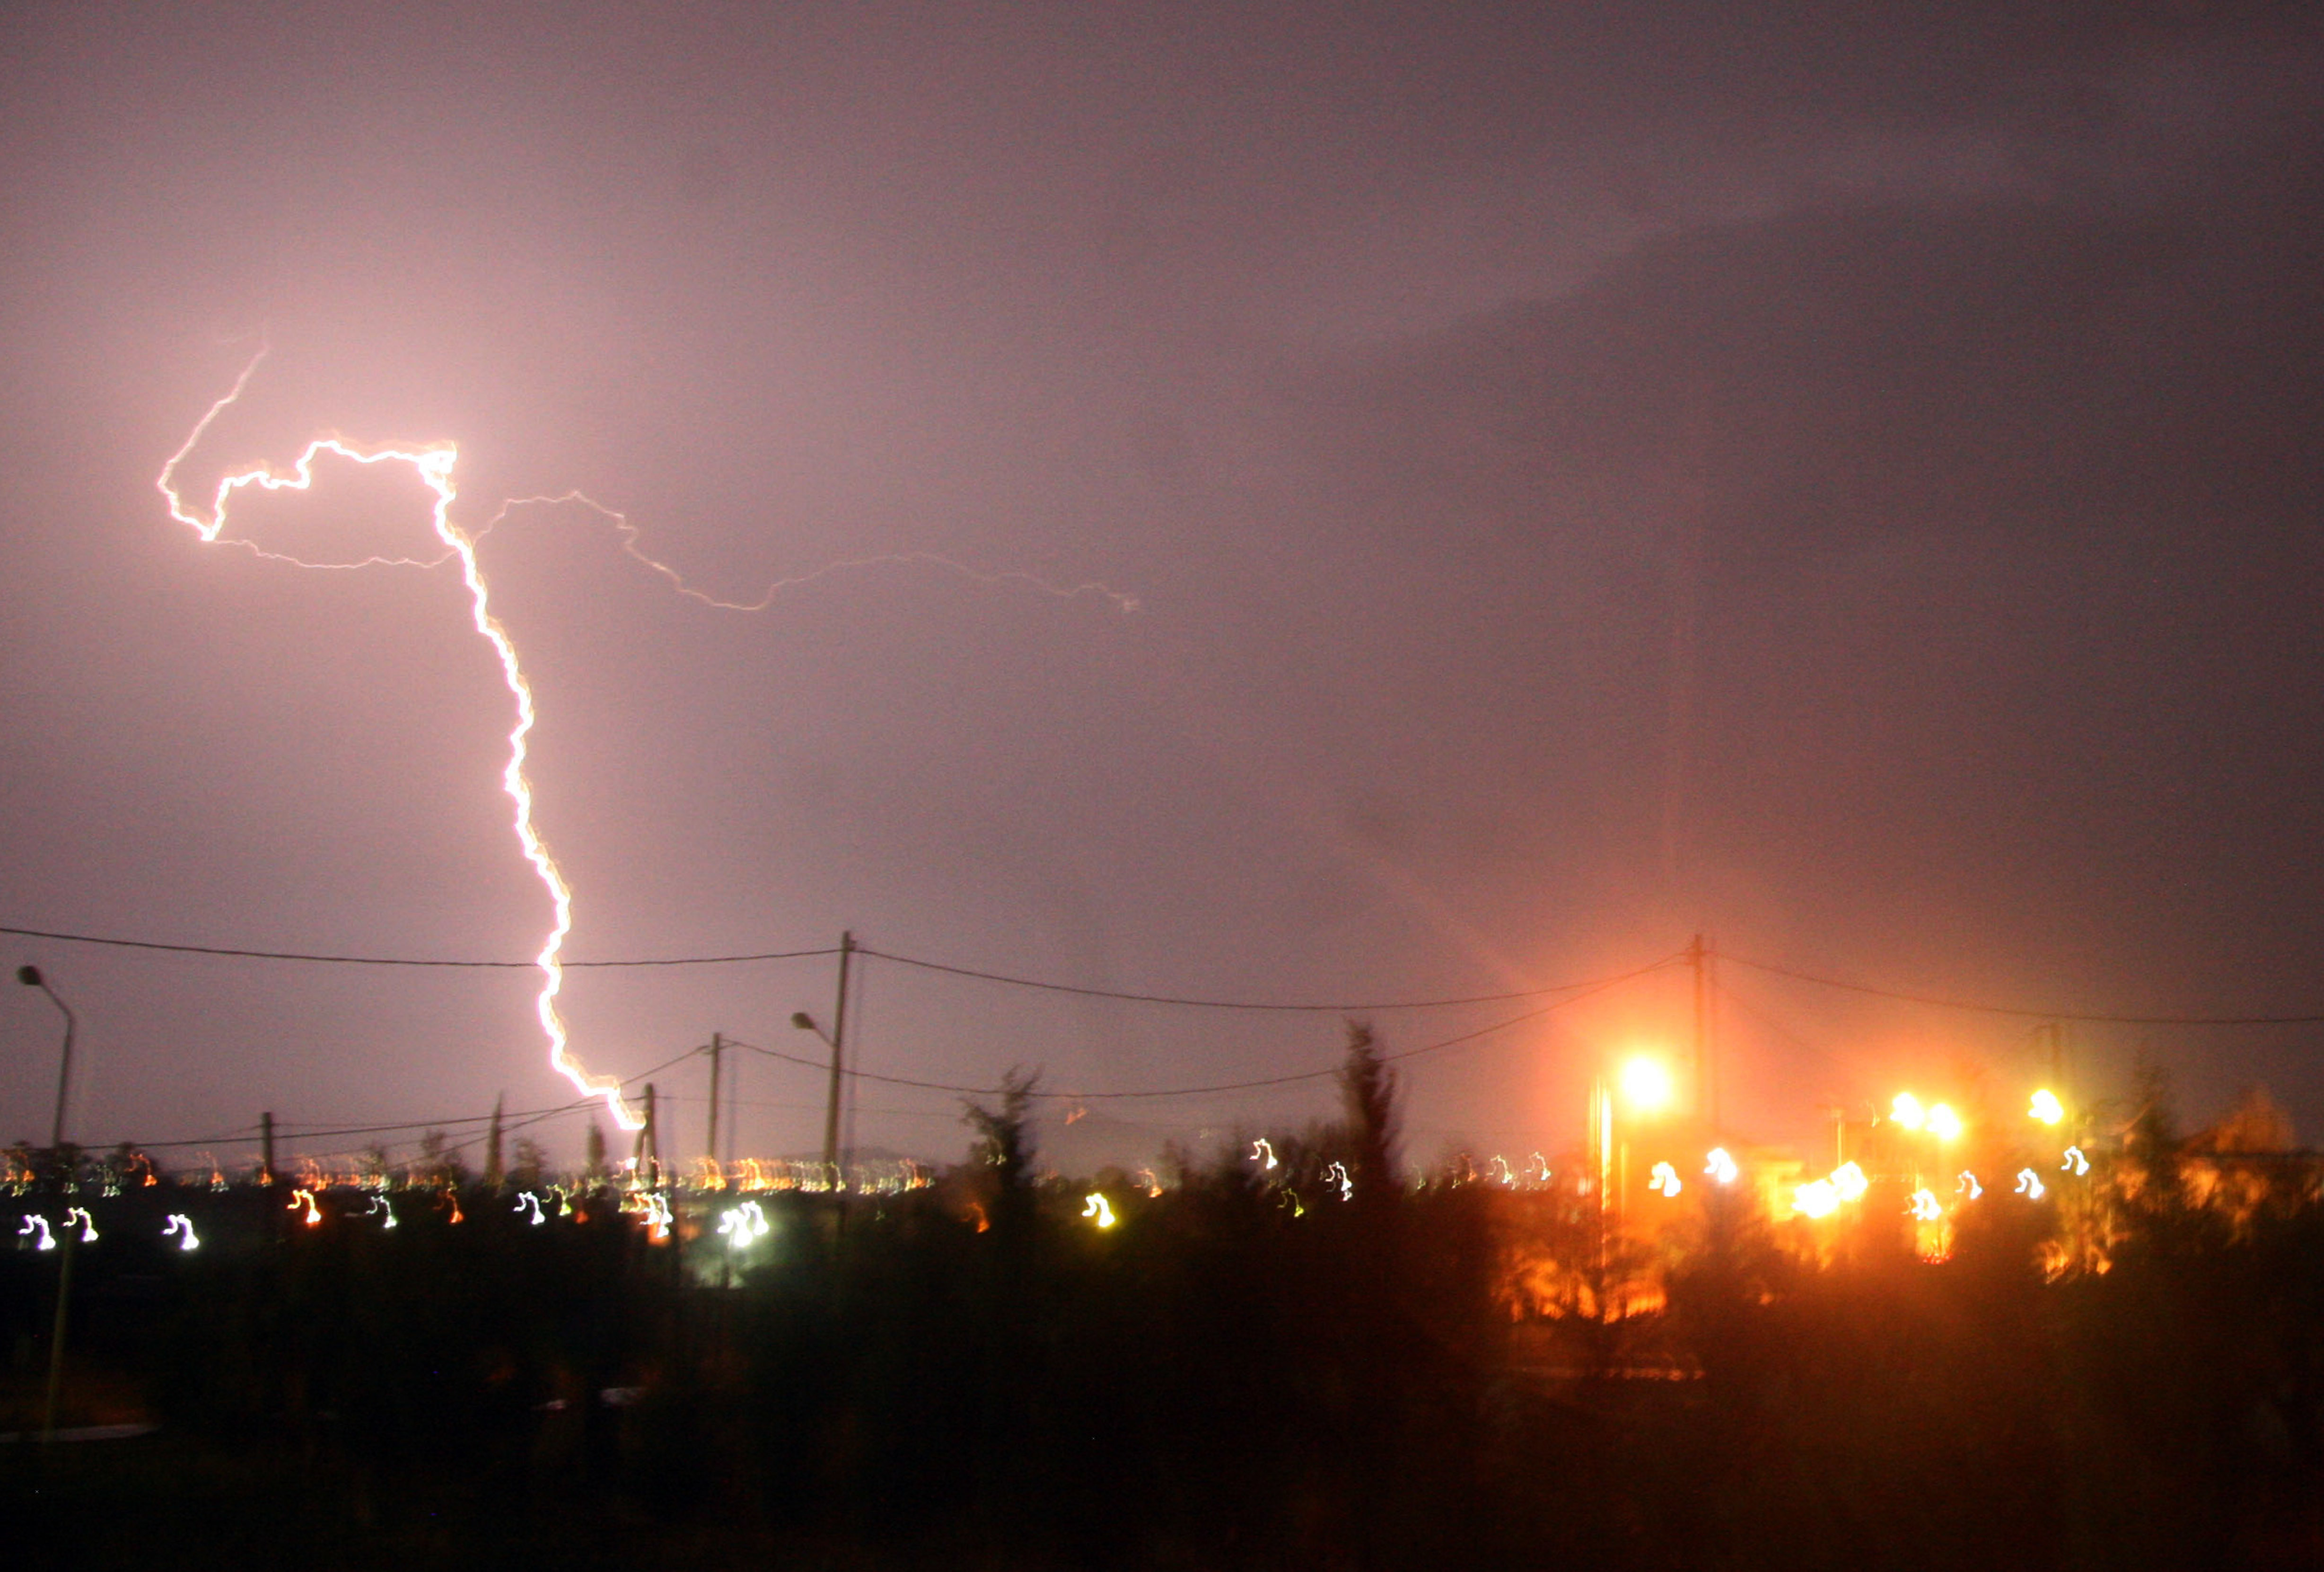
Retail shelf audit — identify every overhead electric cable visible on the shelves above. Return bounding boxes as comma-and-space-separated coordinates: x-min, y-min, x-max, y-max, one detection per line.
730, 956, 1668, 1101
93, 1046, 705, 1154
0, 923, 836, 970
1722, 953, 2324, 1026
854, 944, 1674, 1011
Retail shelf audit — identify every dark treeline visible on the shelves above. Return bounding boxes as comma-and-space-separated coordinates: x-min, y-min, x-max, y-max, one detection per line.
5, 1047, 2322, 1570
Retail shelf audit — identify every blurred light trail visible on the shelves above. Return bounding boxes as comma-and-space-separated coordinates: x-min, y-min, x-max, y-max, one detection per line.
2014, 1168, 2045, 1201
1325, 1161, 1352, 1201
1957, 1171, 1982, 1200
718, 1200, 771, 1245
514, 1193, 545, 1225
1890, 1092, 1926, 1132
1250, 1138, 1278, 1171
1704, 1147, 1739, 1185
1792, 1179, 1840, 1218
1907, 1188, 1941, 1221
1831, 1162, 1868, 1203
1925, 1104, 1963, 1142
2029, 1089, 2065, 1125
162, 1214, 199, 1251
2062, 1146, 2089, 1177
1648, 1161, 1683, 1197
1081, 1193, 1117, 1228
64, 1207, 96, 1243
289, 1188, 321, 1227
18, 1216, 53, 1250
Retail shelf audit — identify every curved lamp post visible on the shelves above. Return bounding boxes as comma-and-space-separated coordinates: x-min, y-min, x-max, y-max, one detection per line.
16, 964, 79, 1444
16, 965, 75, 1150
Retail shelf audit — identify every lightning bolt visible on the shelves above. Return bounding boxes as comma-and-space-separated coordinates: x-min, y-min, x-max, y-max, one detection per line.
159, 342, 631, 1127
158, 341, 1134, 1134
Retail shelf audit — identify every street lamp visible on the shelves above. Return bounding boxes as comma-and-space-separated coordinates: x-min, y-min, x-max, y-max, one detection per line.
16, 964, 78, 1444
791, 1010, 846, 1192
16, 965, 76, 1150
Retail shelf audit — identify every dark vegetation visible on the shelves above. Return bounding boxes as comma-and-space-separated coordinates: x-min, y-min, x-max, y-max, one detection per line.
3, 1048, 2321, 1570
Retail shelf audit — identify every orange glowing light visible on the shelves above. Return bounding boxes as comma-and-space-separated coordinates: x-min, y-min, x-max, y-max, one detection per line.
1925, 1103, 1963, 1142
1619, 1055, 1674, 1112
1890, 1092, 1926, 1132
2029, 1089, 2065, 1126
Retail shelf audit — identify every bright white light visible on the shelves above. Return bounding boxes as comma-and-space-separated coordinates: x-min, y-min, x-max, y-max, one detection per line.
1891, 1092, 1927, 1132
163, 1214, 200, 1251
718, 1200, 772, 1246
2061, 1146, 2089, 1177
514, 1193, 546, 1226
1250, 1138, 1278, 1172
18, 1216, 53, 1251
1907, 1188, 1941, 1221
1925, 1104, 1963, 1142
2014, 1168, 2045, 1201
1325, 1161, 1352, 1202
1620, 1055, 1675, 1112
65, 1206, 97, 1244
1081, 1193, 1117, 1228
2029, 1089, 2065, 1126
1956, 1171, 1982, 1200
1793, 1179, 1840, 1218
1704, 1148, 1740, 1186
1831, 1162, 1868, 1203
1649, 1161, 1683, 1198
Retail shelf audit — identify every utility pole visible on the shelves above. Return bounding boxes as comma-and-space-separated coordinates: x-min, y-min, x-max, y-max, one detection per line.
637, 1083, 658, 1187
261, 1110, 276, 1187
821, 931, 854, 1192
705, 1033, 724, 1180
1689, 933, 1714, 1132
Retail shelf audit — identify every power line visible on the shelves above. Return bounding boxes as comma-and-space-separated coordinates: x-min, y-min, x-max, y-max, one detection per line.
855, 944, 1668, 1011
83, 1045, 707, 1154
731, 957, 1671, 1102
0, 924, 837, 970
1722, 953, 2324, 1026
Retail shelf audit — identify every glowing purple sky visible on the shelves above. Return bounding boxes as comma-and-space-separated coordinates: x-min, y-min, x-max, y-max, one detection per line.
2, 5, 2319, 1169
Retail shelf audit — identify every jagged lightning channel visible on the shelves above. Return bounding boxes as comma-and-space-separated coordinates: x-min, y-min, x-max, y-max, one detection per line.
156, 344, 1137, 1133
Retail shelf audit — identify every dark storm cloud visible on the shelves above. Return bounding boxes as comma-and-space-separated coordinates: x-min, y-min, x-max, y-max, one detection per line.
0, 2, 2318, 1163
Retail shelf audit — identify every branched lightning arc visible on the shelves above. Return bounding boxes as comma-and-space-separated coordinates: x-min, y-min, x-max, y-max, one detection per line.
157, 341, 1136, 1133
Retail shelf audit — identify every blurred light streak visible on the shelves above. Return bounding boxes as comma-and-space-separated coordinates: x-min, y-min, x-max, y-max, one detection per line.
1649, 1161, 1683, 1197
1792, 1179, 1840, 1218
2029, 1089, 2065, 1125
1081, 1193, 1117, 1228
1957, 1170, 1982, 1200
2062, 1146, 2089, 1176
18, 1216, 54, 1251
2014, 1168, 2045, 1201
1907, 1188, 1941, 1221
1831, 1162, 1868, 1203
64, 1207, 96, 1243
1704, 1147, 1739, 1185
1890, 1093, 1926, 1132
163, 1214, 199, 1251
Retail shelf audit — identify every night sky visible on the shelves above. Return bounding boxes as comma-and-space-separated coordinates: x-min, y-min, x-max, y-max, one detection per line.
2, 4, 2319, 1171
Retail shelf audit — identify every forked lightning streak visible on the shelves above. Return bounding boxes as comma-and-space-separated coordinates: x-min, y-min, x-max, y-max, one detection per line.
157, 342, 1135, 1133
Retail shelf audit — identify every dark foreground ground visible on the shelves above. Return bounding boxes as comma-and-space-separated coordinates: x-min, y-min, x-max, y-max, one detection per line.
3, 1098, 2321, 1569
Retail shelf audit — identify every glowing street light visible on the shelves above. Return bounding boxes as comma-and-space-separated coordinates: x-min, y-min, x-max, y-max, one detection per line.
1925, 1104, 1963, 1142
1619, 1054, 1675, 1113
1890, 1092, 1926, 1132
2029, 1089, 2065, 1126
1703, 1147, 1740, 1186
